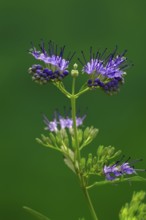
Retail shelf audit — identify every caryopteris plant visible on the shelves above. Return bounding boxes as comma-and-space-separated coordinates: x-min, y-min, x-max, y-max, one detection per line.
24, 41, 146, 220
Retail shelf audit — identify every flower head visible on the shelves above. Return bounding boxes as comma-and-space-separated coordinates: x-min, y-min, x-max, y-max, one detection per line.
78, 47, 129, 94
28, 41, 75, 84
103, 158, 145, 181
43, 111, 86, 132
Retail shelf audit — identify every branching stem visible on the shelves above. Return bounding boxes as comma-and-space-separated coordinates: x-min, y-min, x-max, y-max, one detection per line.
71, 77, 80, 161
70, 76, 99, 220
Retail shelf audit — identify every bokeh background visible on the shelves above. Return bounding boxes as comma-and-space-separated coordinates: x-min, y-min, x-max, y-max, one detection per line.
0, 0, 146, 219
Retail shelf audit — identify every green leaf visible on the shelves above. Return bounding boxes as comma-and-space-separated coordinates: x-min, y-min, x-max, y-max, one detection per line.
64, 157, 76, 173
124, 176, 146, 182
87, 176, 146, 189
23, 206, 50, 220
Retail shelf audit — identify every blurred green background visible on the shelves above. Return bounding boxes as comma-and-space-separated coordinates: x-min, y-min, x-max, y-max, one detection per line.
0, 0, 146, 219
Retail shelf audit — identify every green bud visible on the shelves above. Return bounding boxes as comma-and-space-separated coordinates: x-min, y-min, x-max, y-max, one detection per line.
87, 153, 93, 168
83, 127, 90, 139
93, 156, 97, 164
97, 145, 104, 158
80, 127, 99, 150
49, 133, 57, 146
71, 63, 79, 77
132, 191, 146, 203
108, 146, 115, 157
80, 157, 86, 170
36, 138, 44, 145
73, 63, 78, 69
41, 134, 47, 142
77, 129, 83, 144
64, 157, 75, 173
112, 150, 122, 158
119, 191, 146, 220
28, 68, 32, 74
63, 137, 69, 147
71, 137, 76, 150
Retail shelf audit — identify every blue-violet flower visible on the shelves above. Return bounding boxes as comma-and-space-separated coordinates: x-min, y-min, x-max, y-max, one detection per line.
103, 158, 145, 181
43, 112, 86, 132
28, 41, 75, 84
78, 47, 129, 94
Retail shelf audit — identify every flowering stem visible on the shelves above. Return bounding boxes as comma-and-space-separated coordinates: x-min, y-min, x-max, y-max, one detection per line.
70, 76, 99, 220
75, 87, 90, 98
71, 77, 80, 161
54, 82, 71, 98
82, 185, 99, 220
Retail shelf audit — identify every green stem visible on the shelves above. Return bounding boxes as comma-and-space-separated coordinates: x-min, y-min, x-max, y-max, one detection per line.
82, 185, 99, 220
70, 76, 99, 220
54, 82, 71, 98
75, 87, 90, 98
71, 77, 80, 161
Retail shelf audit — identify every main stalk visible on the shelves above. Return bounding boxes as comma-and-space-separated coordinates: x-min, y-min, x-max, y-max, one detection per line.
70, 76, 99, 220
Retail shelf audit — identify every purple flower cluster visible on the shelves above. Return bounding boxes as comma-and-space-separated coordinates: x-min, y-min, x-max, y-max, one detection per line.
29, 41, 75, 84
78, 47, 128, 94
43, 113, 86, 132
103, 158, 145, 181
29, 64, 69, 84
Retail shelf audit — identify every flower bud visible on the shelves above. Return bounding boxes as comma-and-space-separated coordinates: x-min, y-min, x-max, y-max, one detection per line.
71, 63, 79, 77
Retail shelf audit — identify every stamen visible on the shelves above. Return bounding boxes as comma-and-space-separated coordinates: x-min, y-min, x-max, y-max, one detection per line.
51, 41, 54, 54
60, 45, 66, 57
55, 44, 58, 55
90, 47, 92, 60
130, 158, 143, 165
55, 108, 60, 120
30, 41, 35, 50
115, 155, 125, 165
135, 169, 146, 172
121, 49, 127, 57
39, 40, 45, 53
78, 58, 84, 66
105, 53, 112, 63
68, 107, 72, 117
43, 114, 50, 124
125, 156, 131, 163
106, 46, 118, 62
67, 51, 71, 60
95, 51, 100, 59
120, 64, 129, 70
48, 40, 52, 55
63, 106, 67, 117
111, 45, 118, 58
81, 51, 87, 63
76, 109, 81, 117
100, 48, 107, 59
69, 51, 76, 61
53, 110, 58, 120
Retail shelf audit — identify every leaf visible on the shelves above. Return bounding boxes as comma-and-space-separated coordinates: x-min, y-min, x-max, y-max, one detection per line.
64, 157, 76, 173
23, 206, 50, 220
87, 176, 146, 189
123, 176, 146, 182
